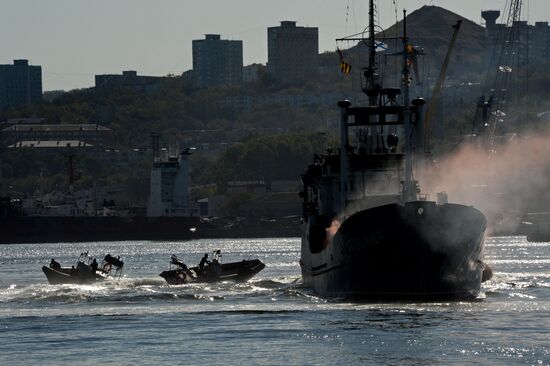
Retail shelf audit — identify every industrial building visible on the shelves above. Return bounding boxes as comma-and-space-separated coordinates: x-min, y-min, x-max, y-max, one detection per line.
95, 70, 166, 93
2, 123, 112, 150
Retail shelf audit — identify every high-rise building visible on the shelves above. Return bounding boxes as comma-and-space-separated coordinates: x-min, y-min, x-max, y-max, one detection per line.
532, 21, 550, 60
267, 21, 319, 86
0, 60, 42, 109
192, 34, 243, 88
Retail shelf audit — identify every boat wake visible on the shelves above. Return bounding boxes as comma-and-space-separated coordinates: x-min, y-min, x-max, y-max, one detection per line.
0, 283, 105, 304
0, 276, 304, 305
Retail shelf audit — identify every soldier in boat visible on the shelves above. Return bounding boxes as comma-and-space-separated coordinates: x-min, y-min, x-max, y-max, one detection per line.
212, 250, 222, 264
90, 258, 98, 273
210, 250, 222, 277
199, 253, 210, 270
49, 259, 61, 271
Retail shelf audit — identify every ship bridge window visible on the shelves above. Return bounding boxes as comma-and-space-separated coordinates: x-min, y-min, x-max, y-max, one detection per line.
385, 114, 399, 123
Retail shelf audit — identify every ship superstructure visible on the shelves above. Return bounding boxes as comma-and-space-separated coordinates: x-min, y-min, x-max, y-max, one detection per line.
147, 148, 197, 217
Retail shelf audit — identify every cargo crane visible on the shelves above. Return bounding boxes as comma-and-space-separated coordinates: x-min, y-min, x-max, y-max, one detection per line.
473, 0, 524, 148
465, 0, 527, 236
423, 20, 463, 153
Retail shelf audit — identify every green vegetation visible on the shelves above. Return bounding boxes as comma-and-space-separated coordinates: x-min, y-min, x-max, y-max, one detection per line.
194, 133, 332, 187
0, 75, 341, 200
2, 57, 549, 201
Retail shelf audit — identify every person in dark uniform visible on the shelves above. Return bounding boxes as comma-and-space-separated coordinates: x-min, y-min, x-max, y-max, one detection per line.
211, 250, 222, 277
90, 258, 98, 273
212, 250, 222, 264
199, 253, 210, 269
50, 259, 61, 271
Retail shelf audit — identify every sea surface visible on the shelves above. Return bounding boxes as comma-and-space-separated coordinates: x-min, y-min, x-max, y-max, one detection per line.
0, 236, 548, 365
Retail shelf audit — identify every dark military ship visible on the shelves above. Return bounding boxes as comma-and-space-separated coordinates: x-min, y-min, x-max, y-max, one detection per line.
299, 2, 488, 299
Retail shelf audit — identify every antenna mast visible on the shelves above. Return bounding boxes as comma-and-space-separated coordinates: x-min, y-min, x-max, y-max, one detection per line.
369, 0, 376, 71
364, 0, 379, 106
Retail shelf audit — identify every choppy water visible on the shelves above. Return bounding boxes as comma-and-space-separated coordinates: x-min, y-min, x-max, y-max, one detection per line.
0, 237, 548, 365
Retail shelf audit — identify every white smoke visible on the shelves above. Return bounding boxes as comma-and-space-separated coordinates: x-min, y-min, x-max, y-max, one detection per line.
419, 129, 550, 234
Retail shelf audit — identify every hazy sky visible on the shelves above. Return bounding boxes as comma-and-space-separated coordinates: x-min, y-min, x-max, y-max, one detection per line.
1, 0, 547, 91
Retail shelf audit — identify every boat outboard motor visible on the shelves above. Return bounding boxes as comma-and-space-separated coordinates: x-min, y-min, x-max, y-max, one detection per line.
170, 255, 187, 270
104, 254, 124, 269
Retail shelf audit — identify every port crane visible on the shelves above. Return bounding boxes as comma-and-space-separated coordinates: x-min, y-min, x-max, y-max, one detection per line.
472, 0, 524, 148
423, 19, 463, 152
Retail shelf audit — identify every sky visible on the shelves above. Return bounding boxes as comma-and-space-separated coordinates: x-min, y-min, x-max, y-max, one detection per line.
1, 0, 547, 91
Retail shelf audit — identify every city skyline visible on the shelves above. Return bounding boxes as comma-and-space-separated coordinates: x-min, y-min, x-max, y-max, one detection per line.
1, 0, 548, 91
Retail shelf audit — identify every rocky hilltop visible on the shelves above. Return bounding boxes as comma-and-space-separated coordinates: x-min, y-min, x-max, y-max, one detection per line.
337, 5, 487, 79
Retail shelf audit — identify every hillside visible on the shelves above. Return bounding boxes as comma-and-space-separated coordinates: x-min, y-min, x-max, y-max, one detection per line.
384, 5, 485, 48
386, 5, 486, 75
334, 5, 487, 82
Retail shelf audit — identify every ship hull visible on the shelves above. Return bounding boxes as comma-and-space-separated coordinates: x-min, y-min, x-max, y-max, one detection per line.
300, 201, 487, 299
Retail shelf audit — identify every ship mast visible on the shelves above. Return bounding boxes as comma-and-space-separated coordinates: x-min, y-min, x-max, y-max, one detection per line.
336, 2, 419, 206
364, 0, 379, 106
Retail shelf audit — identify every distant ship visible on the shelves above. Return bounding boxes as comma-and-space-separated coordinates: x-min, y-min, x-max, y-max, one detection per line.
299, 1, 488, 299
0, 146, 200, 243
0, 142, 299, 243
